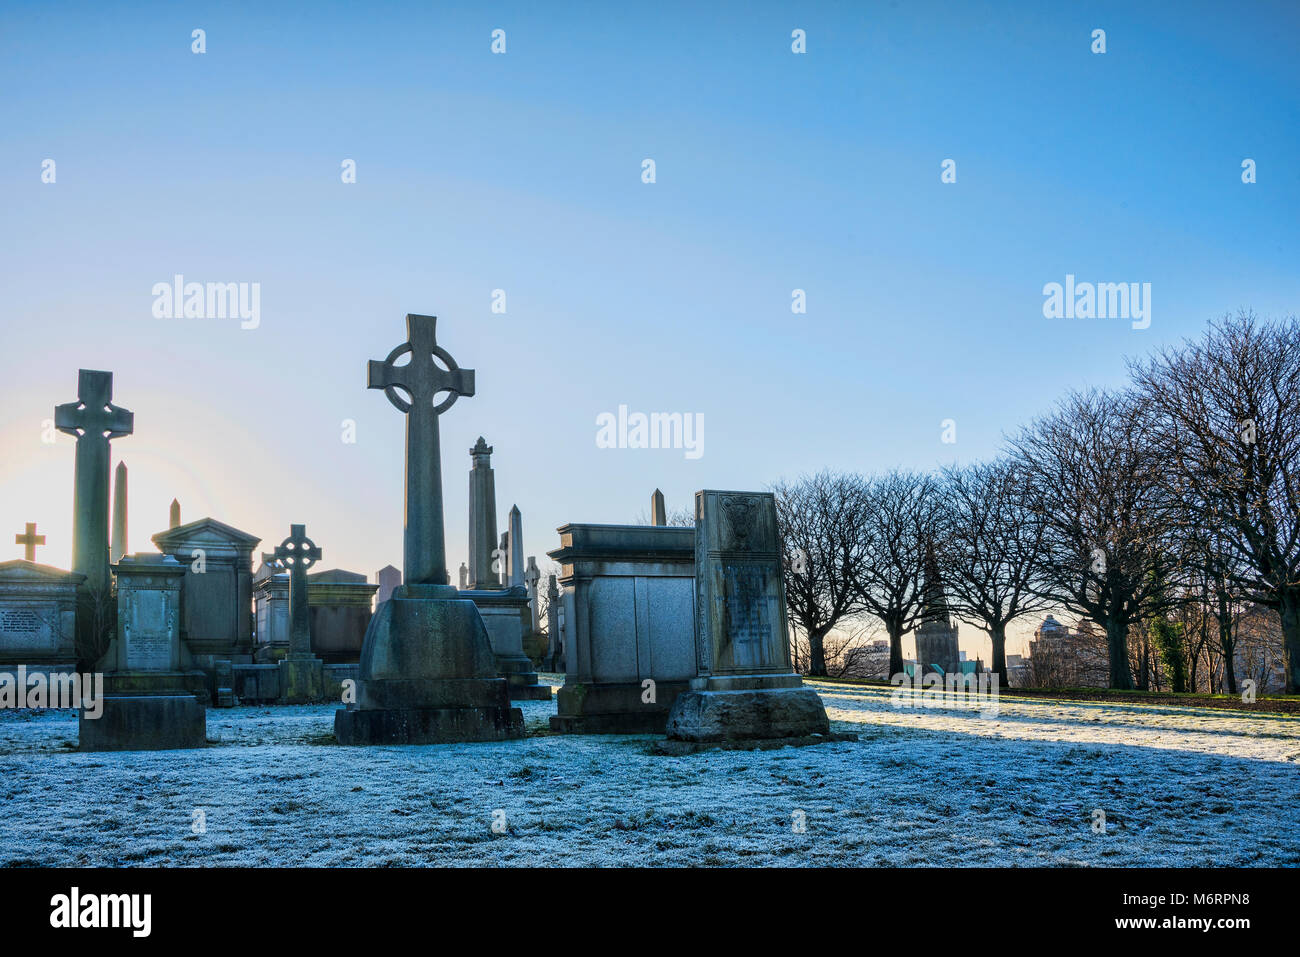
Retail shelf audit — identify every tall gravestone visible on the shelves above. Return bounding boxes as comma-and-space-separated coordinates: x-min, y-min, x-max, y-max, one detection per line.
274, 524, 325, 703
545, 574, 562, 672
79, 552, 207, 751
111, 461, 128, 563
55, 370, 133, 601
467, 438, 499, 590
458, 562, 468, 589
169, 499, 181, 529
375, 564, 401, 606
662, 490, 843, 749
507, 506, 524, 587
335, 314, 523, 744
651, 489, 667, 527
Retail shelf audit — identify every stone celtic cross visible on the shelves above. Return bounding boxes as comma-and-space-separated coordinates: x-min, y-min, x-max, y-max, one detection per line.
368, 314, 475, 587
15, 523, 45, 562
55, 370, 133, 592
273, 523, 321, 657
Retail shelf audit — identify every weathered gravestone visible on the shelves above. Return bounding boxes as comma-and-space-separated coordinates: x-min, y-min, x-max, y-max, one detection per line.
661, 490, 847, 750
274, 523, 325, 703
375, 564, 401, 607
79, 552, 207, 751
548, 523, 696, 732
334, 314, 522, 744
544, 573, 563, 672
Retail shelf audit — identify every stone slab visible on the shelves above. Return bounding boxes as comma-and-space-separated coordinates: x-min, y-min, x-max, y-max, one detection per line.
78, 695, 207, 752
664, 687, 831, 742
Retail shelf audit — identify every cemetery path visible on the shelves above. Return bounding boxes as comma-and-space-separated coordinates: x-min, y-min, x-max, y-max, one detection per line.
1, 679, 1297, 866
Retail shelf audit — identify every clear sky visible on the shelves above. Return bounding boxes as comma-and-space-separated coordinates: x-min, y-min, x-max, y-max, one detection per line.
2, 1, 1297, 659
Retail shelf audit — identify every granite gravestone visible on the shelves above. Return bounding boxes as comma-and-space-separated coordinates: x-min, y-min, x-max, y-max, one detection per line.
662, 490, 842, 749
79, 552, 207, 752
274, 524, 325, 703
334, 314, 522, 744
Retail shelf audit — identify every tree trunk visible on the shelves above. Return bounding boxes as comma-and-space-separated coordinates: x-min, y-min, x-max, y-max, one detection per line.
989, 623, 1009, 686
887, 621, 905, 679
808, 626, 829, 677
1216, 589, 1237, 694
1280, 588, 1300, 694
1106, 617, 1134, 690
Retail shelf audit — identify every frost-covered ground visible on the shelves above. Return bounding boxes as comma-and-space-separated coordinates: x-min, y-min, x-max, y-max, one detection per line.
1, 677, 1297, 866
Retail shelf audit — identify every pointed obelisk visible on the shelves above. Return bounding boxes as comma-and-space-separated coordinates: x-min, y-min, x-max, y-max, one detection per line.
651, 488, 667, 526
110, 461, 128, 563
467, 438, 499, 589
334, 313, 523, 744
169, 498, 181, 529
507, 506, 524, 587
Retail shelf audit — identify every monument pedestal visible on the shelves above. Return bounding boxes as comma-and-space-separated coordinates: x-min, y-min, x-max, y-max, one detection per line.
279, 654, 324, 704
463, 586, 551, 701
335, 585, 523, 745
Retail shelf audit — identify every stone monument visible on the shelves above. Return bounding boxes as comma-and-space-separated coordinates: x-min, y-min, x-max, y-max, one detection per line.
334, 313, 523, 744
14, 523, 45, 563
79, 552, 207, 751
507, 506, 524, 587
274, 523, 325, 703
169, 499, 181, 529
111, 461, 128, 563
467, 437, 499, 590
0, 560, 83, 679
651, 488, 667, 526
661, 490, 846, 750
375, 564, 401, 606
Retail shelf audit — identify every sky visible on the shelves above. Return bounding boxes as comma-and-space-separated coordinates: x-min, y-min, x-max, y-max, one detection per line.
2, 1, 1297, 659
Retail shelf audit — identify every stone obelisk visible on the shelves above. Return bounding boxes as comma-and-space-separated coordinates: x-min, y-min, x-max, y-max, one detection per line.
335, 314, 523, 744
507, 505, 524, 587
467, 438, 498, 589
169, 498, 181, 529
110, 461, 128, 563
651, 488, 666, 526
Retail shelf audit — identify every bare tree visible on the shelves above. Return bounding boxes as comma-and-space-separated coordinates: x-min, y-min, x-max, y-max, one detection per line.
1010, 388, 1180, 689
936, 458, 1051, 686
1132, 312, 1300, 692
855, 469, 942, 678
772, 471, 873, 676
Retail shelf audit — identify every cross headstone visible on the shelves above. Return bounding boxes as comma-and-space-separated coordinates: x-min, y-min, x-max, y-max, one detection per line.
15, 523, 45, 562
272, 523, 322, 658
368, 314, 474, 587
55, 370, 134, 593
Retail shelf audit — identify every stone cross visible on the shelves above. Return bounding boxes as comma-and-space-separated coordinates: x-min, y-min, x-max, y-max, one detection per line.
368, 315, 474, 587
273, 523, 321, 657
15, 523, 45, 562
524, 556, 541, 631
55, 370, 134, 593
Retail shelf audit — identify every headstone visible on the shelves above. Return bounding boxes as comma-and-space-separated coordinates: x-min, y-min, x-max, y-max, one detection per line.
169, 498, 181, 529
466, 437, 499, 590
548, 523, 696, 732
662, 490, 845, 750
110, 461, 128, 563
14, 523, 45, 563
914, 541, 960, 675
55, 370, 133, 596
651, 489, 667, 527
252, 557, 289, 661
545, 574, 562, 671
306, 569, 377, 662
151, 518, 259, 664
334, 313, 523, 745
507, 506, 524, 587
458, 562, 468, 589
273, 523, 324, 703
524, 557, 541, 632
0, 561, 83, 677
375, 564, 401, 606
79, 552, 207, 751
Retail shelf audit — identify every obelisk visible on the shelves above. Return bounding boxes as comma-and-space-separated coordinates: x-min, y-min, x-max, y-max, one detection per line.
110, 461, 128, 563
169, 498, 181, 529
507, 505, 524, 587
651, 488, 667, 526
467, 438, 498, 589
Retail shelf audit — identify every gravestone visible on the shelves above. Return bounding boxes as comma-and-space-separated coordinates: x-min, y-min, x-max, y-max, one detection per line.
458, 562, 468, 589
306, 569, 377, 662
252, 558, 290, 661
274, 524, 325, 703
522, 556, 546, 666
661, 490, 844, 750
334, 313, 522, 744
151, 518, 259, 664
507, 506, 524, 587
544, 574, 563, 671
79, 552, 207, 751
548, 523, 696, 732
55, 370, 133, 597
14, 523, 45, 563
0, 561, 83, 678
111, 461, 128, 563
375, 564, 401, 606
169, 499, 181, 529
466, 438, 499, 590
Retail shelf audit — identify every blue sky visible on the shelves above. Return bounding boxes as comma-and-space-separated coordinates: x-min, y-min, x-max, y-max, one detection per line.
2, 1, 1297, 657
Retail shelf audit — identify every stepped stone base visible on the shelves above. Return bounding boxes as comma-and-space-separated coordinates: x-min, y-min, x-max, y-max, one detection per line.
79, 694, 207, 752
334, 586, 525, 745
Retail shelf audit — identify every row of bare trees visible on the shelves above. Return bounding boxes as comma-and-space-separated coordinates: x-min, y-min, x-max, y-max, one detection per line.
774, 312, 1300, 693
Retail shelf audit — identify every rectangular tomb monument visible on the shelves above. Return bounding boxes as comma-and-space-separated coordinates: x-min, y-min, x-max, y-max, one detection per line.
0, 560, 84, 679
548, 523, 696, 733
